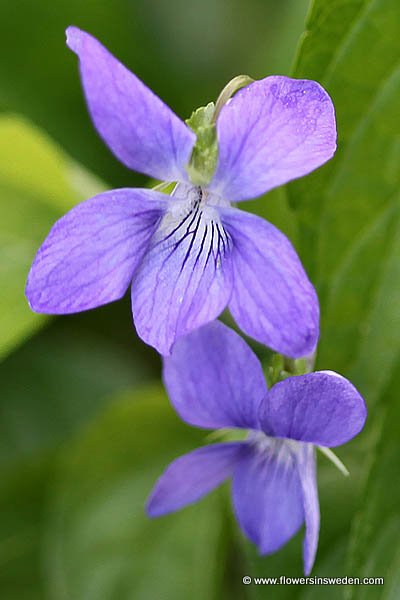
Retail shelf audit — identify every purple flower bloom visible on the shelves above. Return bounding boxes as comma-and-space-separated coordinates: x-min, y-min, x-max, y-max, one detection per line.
147, 321, 366, 574
26, 27, 337, 356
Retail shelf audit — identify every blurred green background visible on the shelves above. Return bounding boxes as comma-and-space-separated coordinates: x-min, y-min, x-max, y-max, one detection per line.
1, 0, 399, 598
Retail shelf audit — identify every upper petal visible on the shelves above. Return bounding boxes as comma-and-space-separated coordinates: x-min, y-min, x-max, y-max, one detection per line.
222, 207, 319, 357
260, 371, 367, 447
131, 197, 233, 355
232, 440, 304, 554
147, 442, 245, 517
162, 320, 267, 430
66, 27, 195, 182
210, 76, 336, 201
26, 188, 166, 314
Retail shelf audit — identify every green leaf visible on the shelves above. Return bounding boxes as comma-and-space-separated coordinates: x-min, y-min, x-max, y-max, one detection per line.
289, 1, 400, 596
0, 114, 104, 360
347, 365, 400, 598
43, 387, 233, 600
289, 0, 400, 399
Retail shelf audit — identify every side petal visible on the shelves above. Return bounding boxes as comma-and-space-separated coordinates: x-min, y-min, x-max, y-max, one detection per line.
260, 371, 367, 447
163, 320, 267, 430
296, 444, 320, 576
66, 27, 195, 182
222, 207, 319, 358
232, 441, 304, 554
131, 201, 233, 355
210, 76, 336, 201
147, 442, 245, 517
26, 189, 166, 314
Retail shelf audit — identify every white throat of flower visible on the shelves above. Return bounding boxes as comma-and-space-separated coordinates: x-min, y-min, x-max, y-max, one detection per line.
248, 430, 303, 465
152, 182, 232, 271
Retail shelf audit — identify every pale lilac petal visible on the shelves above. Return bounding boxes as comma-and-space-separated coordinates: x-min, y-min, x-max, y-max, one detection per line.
221, 207, 319, 357
232, 440, 304, 554
66, 27, 195, 182
297, 444, 320, 575
131, 199, 233, 355
210, 76, 336, 201
163, 320, 267, 430
147, 443, 245, 517
26, 189, 166, 314
260, 371, 367, 447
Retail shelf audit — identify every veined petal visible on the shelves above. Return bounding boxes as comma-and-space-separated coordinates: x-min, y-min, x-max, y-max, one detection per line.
222, 207, 319, 357
163, 320, 267, 430
296, 444, 320, 576
232, 440, 304, 554
147, 442, 245, 517
66, 27, 195, 182
131, 196, 233, 355
210, 76, 336, 201
26, 189, 166, 314
260, 371, 367, 447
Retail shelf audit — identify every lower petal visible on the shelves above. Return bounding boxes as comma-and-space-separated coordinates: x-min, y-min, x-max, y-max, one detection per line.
26, 189, 167, 314
296, 444, 320, 575
232, 440, 304, 554
147, 442, 245, 517
131, 202, 233, 355
221, 207, 319, 358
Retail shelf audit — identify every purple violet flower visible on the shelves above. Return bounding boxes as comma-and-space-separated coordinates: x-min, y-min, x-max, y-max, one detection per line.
147, 321, 366, 574
26, 27, 337, 356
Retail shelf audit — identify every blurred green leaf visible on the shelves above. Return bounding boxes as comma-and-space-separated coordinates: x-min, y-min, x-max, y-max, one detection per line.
300, 540, 347, 599
0, 114, 104, 360
0, 0, 309, 188
288, 0, 400, 403
0, 457, 52, 600
43, 387, 232, 600
0, 313, 158, 467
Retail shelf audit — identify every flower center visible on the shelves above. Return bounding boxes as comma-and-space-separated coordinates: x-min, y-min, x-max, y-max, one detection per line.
172, 183, 229, 211
163, 183, 230, 242
153, 182, 232, 270
247, 430, 302, 465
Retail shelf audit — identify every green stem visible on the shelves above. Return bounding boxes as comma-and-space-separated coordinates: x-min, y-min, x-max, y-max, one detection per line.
212, 75, 254, 124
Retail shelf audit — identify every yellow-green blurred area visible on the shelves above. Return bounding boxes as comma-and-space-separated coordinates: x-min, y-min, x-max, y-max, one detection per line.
0, 0, 399, 598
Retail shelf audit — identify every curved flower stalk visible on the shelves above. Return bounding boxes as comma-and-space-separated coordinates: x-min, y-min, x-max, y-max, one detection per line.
147, 321, 366, 574
26, 27, 337, 356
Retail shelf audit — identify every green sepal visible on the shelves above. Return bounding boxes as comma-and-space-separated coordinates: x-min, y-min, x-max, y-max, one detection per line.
266, 354, 314, 387
185, 102, 218, 186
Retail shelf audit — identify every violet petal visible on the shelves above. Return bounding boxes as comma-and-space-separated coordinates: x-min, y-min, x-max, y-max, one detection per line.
131, 202, 233, 355
66, 27, 195, 182
297, 444, 320, 575
232, 441, 304, 554
147, 442, 245, 517
163, 320, 267, 429
210, 76, 336, 201
221, 207, 319, 357
260, 371, 367, 447
26, 188, 166, 313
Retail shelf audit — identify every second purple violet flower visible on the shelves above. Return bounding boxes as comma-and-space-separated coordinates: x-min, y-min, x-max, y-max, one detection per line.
147, 321, 367, 574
